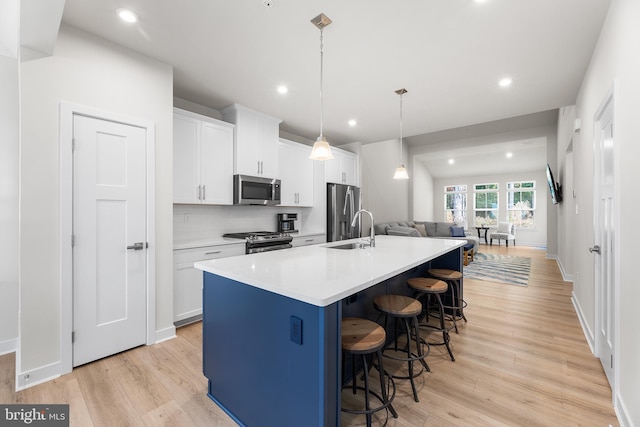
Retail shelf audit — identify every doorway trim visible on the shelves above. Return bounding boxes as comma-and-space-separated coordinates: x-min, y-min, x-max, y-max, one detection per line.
59, 102, 156, 375
592, 83, 620, 405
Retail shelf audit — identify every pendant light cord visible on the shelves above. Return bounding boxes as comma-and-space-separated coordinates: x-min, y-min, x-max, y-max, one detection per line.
319, 28, 324, 138
399, 91, 404, 164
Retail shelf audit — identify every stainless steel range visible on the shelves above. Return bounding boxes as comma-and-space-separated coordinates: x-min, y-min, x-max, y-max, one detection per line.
223, 231, 293, 254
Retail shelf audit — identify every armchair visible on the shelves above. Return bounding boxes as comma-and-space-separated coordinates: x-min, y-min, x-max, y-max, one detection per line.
489, 222, 516, 247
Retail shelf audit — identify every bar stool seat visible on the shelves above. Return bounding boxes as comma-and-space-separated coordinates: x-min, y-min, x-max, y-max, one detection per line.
373, 295, 430, 402
407, 277, 455, 361
427, 268, 466, 333
341, 317, 397, 426
463, 243, 475, 266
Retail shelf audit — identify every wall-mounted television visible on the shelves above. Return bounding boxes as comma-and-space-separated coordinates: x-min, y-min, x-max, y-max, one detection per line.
546, 163, 562, 204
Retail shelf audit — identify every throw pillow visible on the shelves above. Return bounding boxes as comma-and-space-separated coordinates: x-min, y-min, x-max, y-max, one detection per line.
450, 226, 466, 237
413, 223, 427, 237
497, 222, 511, 233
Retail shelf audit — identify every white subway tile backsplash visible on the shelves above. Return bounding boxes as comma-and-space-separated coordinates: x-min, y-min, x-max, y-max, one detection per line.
173, 204, 320, 242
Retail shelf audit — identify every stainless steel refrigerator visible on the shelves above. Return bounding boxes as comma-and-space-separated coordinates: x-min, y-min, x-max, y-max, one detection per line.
327, 183, 361, 242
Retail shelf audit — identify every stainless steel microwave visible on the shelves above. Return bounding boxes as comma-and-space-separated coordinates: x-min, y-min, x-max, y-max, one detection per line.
233, 175, 281, 206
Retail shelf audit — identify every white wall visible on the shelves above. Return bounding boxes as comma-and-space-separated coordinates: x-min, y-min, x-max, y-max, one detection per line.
432, 170, 548, 247
565, 0, 640, 424
410, 155, 435, 221
0, 1, 20, 354
556, 106, 577, 280
360, 139, 410, 225
19, 25, 174, 376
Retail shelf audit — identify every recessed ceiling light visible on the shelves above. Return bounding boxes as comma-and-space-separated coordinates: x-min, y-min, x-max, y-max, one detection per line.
117, 8, 138, 23
475, 0, 489, 3
499, 77, 513, 88
448, 159, 455, 165
348, 119, 357, 127
277, 85, 288, 94
506, 152, 513, 158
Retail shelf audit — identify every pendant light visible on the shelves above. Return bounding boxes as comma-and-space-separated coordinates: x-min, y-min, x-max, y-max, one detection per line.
393, 88, 409, 179
309, 13, 334, 161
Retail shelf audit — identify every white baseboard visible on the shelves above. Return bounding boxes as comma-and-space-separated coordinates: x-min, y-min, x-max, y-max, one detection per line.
0, 337, 17, 356
555, 257, 575, 282
571, 291, 595, 354
16, 361, 62, 391
154, 325, 176, 344
615, 391, 633, 427
13, 326, 177, 391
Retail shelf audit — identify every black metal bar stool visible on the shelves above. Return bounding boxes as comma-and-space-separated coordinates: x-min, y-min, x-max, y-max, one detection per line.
341, 317, 398, 426
427, 268, 466, 333
373, 295, 430, 402
407, 277, 455, 361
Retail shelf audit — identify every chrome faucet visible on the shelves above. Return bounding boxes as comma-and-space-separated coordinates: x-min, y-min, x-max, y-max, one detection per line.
351, 209, 375, 247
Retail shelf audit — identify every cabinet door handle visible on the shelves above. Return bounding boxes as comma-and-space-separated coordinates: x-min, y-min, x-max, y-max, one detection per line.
305, 239, 314, 243
202, 185, 206, 200
127, 242, 145, 250
204, 250, 222, 255
197, 185, 201, 200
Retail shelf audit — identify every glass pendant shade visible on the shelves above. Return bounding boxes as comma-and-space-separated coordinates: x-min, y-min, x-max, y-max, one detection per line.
310, 136, 333, 160
393, 165, 409, 180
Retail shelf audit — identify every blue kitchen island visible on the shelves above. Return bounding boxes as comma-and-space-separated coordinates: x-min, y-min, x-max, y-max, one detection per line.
195, 235, 465, 427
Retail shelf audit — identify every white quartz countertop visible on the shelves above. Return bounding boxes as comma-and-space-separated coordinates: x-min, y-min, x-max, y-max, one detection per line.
195, 235, 465, 307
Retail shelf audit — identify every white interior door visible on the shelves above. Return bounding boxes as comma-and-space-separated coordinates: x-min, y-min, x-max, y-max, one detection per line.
73, 114, 147, 367
593, 94, 615, 386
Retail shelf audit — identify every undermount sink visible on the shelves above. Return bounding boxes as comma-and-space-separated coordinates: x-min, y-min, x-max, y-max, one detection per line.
327, 242, 368, 250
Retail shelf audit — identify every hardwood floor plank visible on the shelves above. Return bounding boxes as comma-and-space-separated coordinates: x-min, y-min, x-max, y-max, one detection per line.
141, 400, 197, 427
73, 358, 142, 426
104, 347, 173, 418
0, 244, 619, 426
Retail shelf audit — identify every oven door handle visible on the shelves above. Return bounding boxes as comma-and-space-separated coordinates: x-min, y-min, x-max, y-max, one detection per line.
249, 244, 293, 254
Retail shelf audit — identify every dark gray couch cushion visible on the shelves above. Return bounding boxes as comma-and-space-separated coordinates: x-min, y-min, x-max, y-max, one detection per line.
434, 222, 456, 237
387, 226, 421, 237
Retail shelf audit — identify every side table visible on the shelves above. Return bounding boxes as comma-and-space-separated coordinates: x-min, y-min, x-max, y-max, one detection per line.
475, 226, 489, 244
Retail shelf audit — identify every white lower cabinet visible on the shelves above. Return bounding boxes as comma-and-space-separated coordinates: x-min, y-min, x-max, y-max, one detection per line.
291, 233, 326, 247
173, 243, 245, 324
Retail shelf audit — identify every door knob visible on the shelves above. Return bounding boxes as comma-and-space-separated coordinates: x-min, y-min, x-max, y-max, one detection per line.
127, 242, 145, 250
589, 245, 601, 254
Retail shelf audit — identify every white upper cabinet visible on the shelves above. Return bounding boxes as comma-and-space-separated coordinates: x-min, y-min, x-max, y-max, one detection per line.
221, 104, 282, 178
325, 147, 359, 186
278, 139, 314, 207
173, 108, 234, 205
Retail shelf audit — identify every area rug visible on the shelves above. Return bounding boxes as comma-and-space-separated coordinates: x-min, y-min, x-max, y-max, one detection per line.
464, 253, 531, 286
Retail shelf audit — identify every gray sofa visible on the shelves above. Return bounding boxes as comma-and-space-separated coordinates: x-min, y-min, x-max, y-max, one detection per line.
373, 220, 480, 254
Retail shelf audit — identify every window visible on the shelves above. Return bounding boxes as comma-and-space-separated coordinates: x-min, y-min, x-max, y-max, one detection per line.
474, 183, 499, 226
507, 181, 536, 228
444, 185, 467, 226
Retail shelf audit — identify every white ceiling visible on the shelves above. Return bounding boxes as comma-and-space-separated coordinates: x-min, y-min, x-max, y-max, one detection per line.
59, 0, 610, 177
417, 136, 548, 179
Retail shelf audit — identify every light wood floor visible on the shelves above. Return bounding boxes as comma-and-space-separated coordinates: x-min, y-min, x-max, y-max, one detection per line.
0, 245, 619, 426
